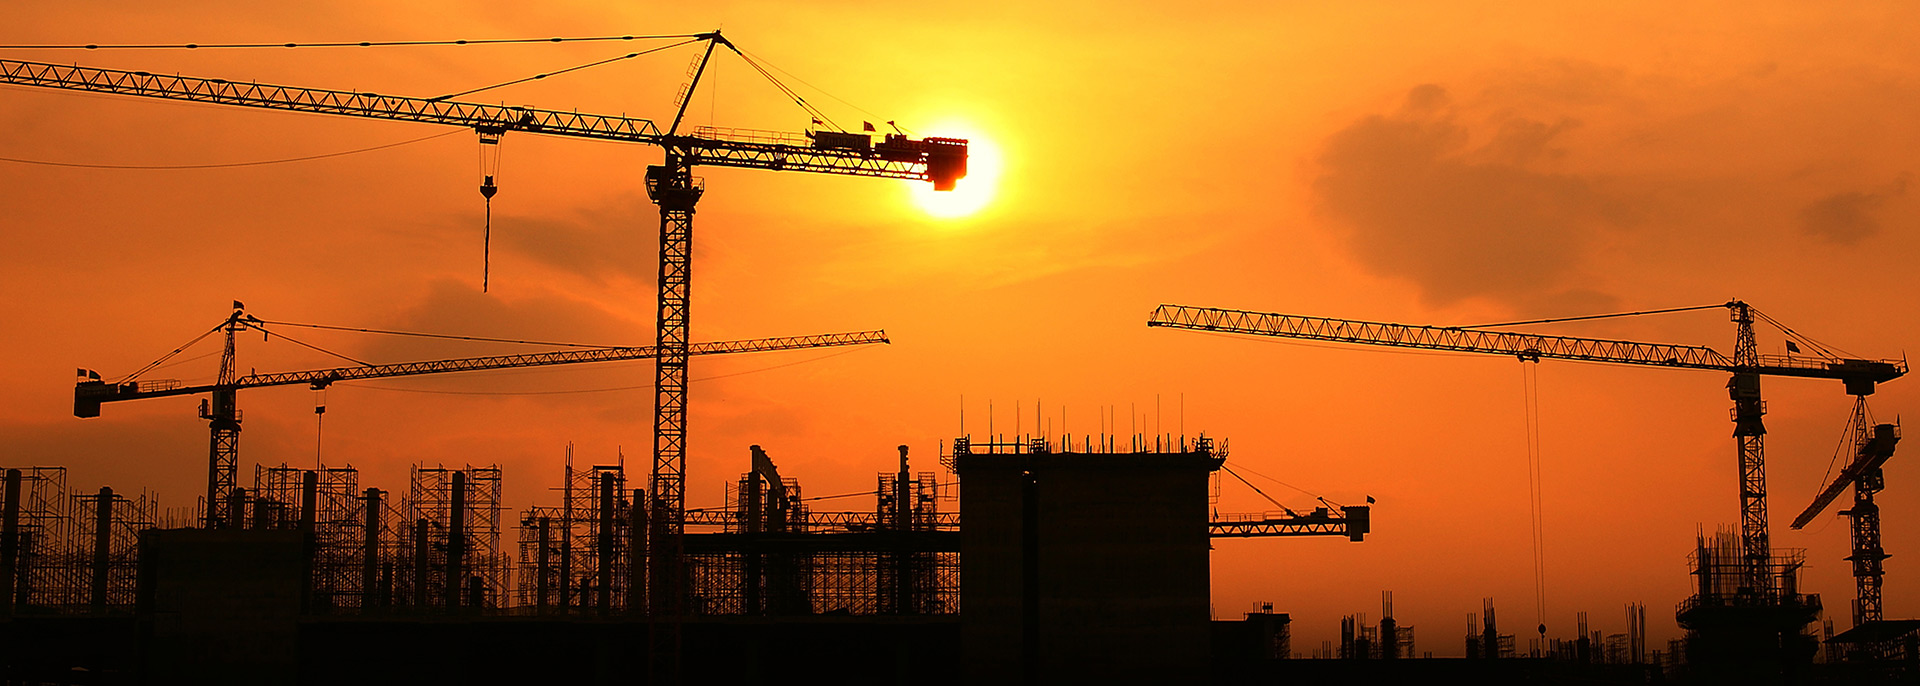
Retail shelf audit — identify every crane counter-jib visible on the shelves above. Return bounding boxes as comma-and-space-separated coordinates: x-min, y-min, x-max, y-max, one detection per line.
73, 330, 888, 418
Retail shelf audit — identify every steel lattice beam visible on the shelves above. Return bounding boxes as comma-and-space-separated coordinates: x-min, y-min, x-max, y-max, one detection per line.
76, 330, 886, 414
0, 58, 960, 185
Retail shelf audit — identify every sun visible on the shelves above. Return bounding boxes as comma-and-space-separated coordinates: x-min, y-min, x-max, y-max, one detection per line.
911, 124, 1002, 219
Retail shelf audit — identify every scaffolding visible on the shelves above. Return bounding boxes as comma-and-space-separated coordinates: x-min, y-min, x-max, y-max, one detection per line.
0, 467, 155, 616
689, 469, 811, 615
1675, 530, 1822, 679
680, 446, 959, 616
1, 467, 69, 614
1466, 599, 1517, 659
874, 458, 949, 615
62, 486, 155, 613
252, 465, 370, 612
405, 465, 507, 611
515, 454, 640, 615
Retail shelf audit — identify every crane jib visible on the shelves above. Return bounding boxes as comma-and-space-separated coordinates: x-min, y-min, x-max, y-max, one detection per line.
1147, 304, 1906, 384
0, 58, 967, 186
72, 330, 888, 418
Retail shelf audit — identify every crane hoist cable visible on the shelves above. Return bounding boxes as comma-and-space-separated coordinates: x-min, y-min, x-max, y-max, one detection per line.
477, 129, 502, 292
1520, 358, 1549, 639
433, 40, 703, 292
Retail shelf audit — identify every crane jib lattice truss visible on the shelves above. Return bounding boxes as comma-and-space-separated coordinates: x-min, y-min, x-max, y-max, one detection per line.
1149, 301, 1905, 598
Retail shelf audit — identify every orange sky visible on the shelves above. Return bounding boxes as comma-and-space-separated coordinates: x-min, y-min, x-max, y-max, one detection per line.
4, 1, 1919, 656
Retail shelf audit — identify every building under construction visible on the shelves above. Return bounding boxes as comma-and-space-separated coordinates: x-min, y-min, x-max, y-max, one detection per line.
510, 444, 959, 619
0, 467, 156, 617
1675, 530, 1823, 683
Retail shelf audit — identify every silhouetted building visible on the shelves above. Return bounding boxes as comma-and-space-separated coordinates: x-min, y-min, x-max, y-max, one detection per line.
955, 439, 1222, 684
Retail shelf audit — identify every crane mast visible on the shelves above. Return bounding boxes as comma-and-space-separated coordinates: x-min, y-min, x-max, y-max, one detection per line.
202, 308, 244, 528
1727, 302, 1771, 593
1792, 398, 1901, 629
5, 35, 968, 616
77, 304, 887, 534
1148, 302, 1905, 597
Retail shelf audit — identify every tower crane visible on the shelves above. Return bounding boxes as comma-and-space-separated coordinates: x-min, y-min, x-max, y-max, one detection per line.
1, 32, 967, 612
1790, 399, 1900, 629
76, 303, 889, 529
1147, 301, 1905, 599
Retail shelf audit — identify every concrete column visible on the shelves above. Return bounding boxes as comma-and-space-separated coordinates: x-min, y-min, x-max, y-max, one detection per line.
445, 471, 465, 611
362, 488, 381, 612
299, 472, 318, 613
597, 476, 613, 615
412, 518, 429, 610
745, 471, 761, 615
2, 468, 20, 617
90, 486, 113, 612
228, 487, 247, 532
629, 489, 645, 616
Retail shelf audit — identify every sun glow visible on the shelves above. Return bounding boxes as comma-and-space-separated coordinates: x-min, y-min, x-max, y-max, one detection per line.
912, 125, 1002, 219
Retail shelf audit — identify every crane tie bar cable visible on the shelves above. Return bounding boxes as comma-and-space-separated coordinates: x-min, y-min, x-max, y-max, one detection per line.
0, 130, 461, 170
1221, 464, 1299, 517
431, 39, 701, 101
0, 34, 706, 50
252, 324, 373, 367
1451, 301, 1728, 328
252, 318, 624, 349
349, 347, 872, 396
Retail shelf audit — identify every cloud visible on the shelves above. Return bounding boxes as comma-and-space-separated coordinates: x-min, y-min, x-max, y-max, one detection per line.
1799, 176, 1908, 245
1311, 84, 1631, 312
495, 194, 657, 283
